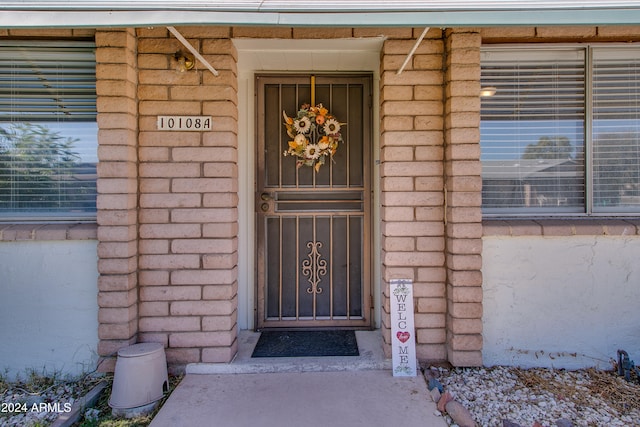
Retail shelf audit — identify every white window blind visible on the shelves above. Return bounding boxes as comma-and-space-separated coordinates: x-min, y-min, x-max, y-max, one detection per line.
481, 48, 586, 215
0, 41, 97, 219
592, 48, 640, 213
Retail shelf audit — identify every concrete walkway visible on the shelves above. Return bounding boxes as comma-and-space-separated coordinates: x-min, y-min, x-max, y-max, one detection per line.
150, 331, 448, 427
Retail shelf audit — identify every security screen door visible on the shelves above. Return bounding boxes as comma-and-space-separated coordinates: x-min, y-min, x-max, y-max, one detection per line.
256, 74, 372, 329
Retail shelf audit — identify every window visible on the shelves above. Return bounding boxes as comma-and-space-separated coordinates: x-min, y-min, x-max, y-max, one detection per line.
0, 41, 97, 220
481, 45, 640, 216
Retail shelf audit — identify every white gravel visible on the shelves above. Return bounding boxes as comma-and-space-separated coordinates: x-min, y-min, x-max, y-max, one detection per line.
433, 366, 640, 427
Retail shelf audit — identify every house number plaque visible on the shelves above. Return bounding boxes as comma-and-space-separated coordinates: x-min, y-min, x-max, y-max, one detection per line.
157, 116, 212, 131
390, 279, 417, 377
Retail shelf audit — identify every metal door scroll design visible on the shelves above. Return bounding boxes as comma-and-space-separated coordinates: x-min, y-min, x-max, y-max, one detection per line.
302, 241, 326, 295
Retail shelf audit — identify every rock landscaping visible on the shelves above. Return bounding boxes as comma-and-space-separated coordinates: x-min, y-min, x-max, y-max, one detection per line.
4, 365, 639, 426
0, 371, 102, 427
427, 365, 640, 427
0, 371, 181, 427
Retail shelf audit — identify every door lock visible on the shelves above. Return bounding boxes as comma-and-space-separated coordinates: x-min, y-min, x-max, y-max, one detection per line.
260, 203, 270, 212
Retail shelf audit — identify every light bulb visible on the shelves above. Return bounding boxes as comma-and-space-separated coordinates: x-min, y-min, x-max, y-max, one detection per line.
177, 56, 188, 73
174, 51, 195, 73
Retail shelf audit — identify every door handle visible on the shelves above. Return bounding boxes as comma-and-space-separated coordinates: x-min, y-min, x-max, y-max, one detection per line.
261, 192, 274, 201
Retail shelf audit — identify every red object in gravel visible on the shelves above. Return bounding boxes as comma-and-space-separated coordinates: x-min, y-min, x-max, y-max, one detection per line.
437, 391, 453, 412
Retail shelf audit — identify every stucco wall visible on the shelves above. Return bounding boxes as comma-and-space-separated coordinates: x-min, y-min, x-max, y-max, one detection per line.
483, 235, 640, 369
0, 240, 99, 379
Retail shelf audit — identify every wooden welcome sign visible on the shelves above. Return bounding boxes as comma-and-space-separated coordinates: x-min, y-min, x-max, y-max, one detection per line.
390, 279, 417, 376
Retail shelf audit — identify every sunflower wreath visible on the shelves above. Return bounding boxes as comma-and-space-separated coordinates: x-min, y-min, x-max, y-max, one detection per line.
282, 103, 345, 172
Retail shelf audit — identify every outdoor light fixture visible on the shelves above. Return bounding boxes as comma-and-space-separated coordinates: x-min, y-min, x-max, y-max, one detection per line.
480, 86, 497, 97
174, 50, 195, 73
167, 26, 219, 77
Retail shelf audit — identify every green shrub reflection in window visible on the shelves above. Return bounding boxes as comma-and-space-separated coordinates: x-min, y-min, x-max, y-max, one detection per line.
0, 123, 96, 215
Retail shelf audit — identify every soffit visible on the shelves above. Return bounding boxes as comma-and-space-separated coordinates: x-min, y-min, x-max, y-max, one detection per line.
234, 38, 384, 72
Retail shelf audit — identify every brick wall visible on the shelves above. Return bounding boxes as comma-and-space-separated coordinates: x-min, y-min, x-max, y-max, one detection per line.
379, 28, 449, 362
96, 28, 140, 370
443, 29, 483, 367
12, 24, 636, 371
378, 27, 484, 367
135, 27, 239, 365
480, 26, 640, 43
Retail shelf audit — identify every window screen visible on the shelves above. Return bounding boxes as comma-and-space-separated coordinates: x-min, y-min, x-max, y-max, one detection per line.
0, 41, 97, 219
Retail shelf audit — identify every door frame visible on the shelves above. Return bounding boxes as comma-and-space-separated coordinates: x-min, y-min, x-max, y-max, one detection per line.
233, 38, 384, 331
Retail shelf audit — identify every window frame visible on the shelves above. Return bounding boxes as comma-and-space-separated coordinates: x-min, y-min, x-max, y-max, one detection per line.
481, 43, 640, 219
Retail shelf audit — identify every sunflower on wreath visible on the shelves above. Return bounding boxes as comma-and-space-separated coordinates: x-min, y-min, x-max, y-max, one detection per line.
282, 103, 345, 172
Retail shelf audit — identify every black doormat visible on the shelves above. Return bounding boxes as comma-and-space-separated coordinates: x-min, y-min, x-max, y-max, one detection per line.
251, 330, 359, 358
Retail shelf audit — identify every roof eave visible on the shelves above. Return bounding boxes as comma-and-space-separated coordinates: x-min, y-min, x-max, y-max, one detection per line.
1, 9, 640, 28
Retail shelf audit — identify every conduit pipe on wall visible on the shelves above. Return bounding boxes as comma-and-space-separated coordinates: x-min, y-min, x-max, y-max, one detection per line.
396, 26, 430, 75
167, 26, 220, 76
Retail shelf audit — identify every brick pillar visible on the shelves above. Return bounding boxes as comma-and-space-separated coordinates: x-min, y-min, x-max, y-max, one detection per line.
443, 29, 483, 367
136, 26, 238, 365
95, 28, 140, 371
380, 29, 447, 362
